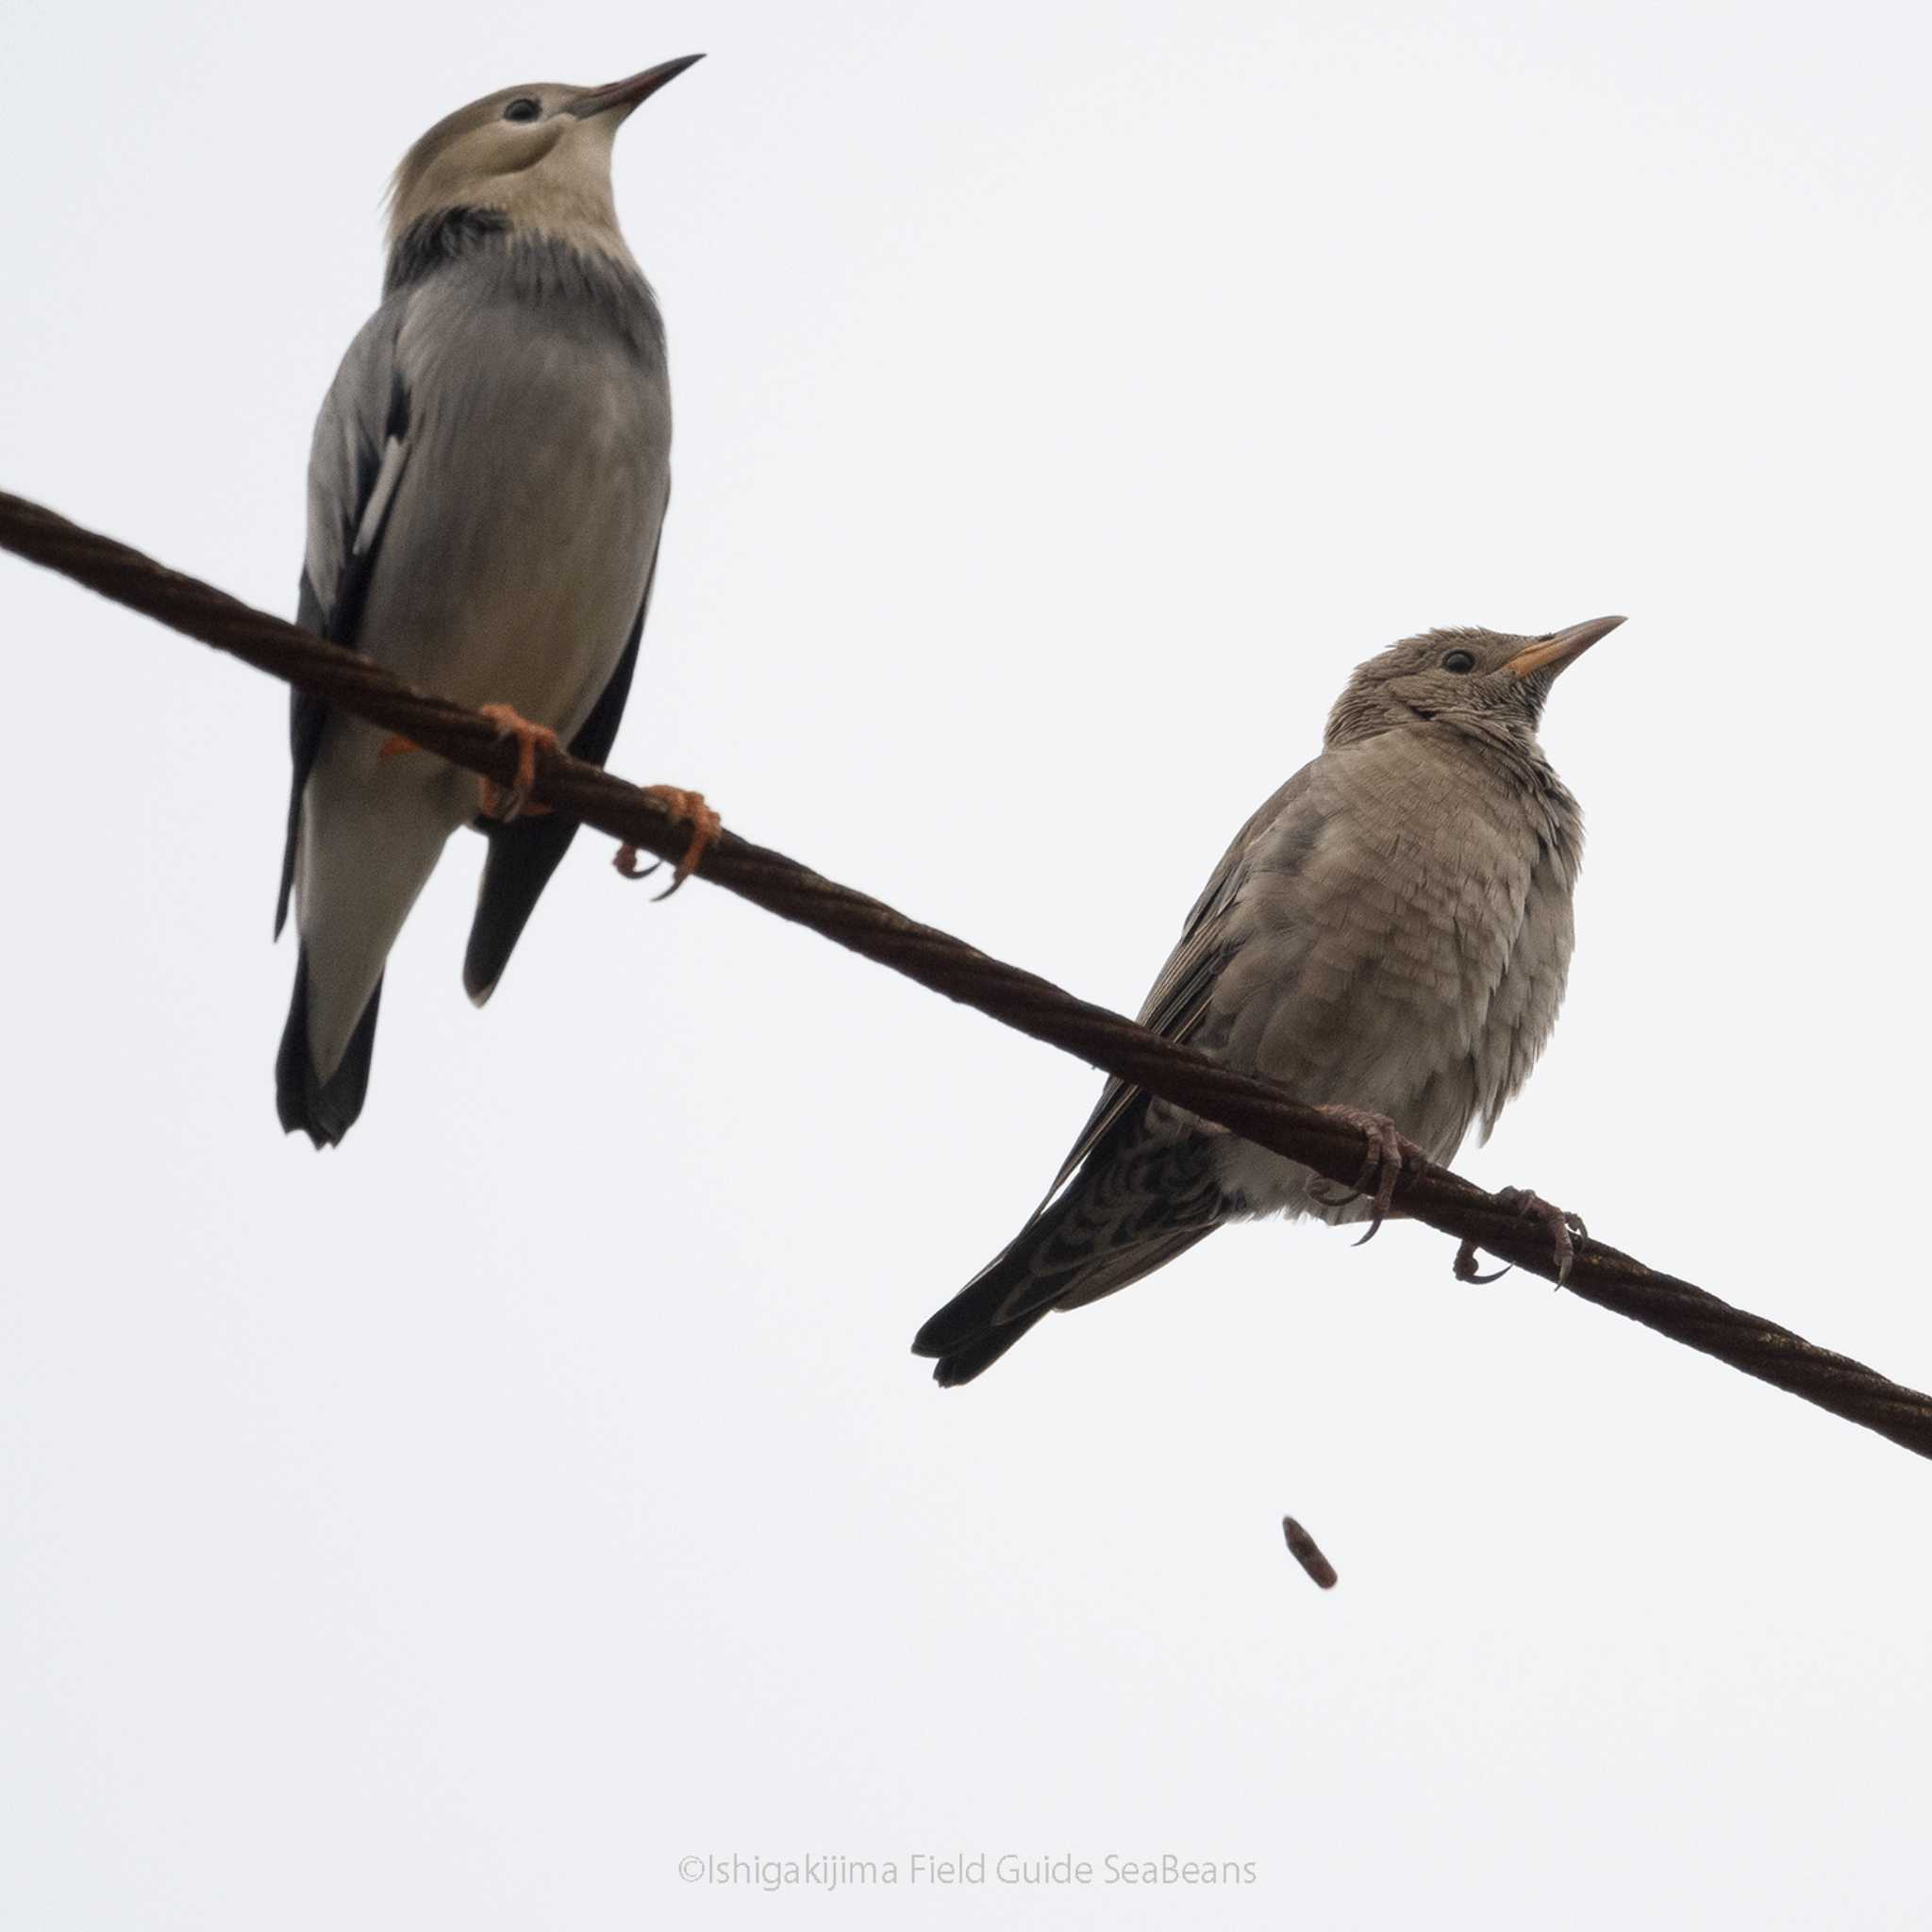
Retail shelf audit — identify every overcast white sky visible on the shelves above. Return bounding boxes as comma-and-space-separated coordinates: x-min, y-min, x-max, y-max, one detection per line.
5, 2, 1931, 1925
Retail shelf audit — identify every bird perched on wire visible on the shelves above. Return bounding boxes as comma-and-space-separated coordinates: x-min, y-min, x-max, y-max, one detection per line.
275, 58, 715, 1147
912, 617, 1623, 1384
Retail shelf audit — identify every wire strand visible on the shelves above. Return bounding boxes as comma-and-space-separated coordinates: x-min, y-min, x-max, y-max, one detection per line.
6, 485, 1927, 1457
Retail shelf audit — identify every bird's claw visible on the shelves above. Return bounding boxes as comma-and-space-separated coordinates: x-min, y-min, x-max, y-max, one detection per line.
612, 845, 663, 881
1313, 1104, 1424, 1246
476, 704, 560, 822
1452, 1187, 1589, 1288
1451, 1244, 1513, 1285
614, 787, 721, 900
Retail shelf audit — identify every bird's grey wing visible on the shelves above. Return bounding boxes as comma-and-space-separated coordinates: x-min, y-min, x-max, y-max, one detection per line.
1042, 764, 1319, 1199
275, 300, 413, 937
911, 1094, 1224, 1384
915, 764, 1331, 1383
460, 520, 664, 1004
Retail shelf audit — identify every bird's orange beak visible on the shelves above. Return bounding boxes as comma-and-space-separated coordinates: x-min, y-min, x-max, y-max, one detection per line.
1504, 614, 1626, 679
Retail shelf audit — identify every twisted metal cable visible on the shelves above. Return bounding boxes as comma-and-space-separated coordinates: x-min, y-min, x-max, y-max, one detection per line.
6, 485, 1927, 1458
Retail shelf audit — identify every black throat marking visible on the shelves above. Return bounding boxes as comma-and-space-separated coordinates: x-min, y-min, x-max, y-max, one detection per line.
384, 206, 513, 294
382, 206, 665, 365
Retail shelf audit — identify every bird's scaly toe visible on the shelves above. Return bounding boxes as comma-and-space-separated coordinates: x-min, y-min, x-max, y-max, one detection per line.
1312, 1104, 1424, 1244
476, 703, 561, 822
1453, 1186, 1588, 1287
615, 787, 721, 899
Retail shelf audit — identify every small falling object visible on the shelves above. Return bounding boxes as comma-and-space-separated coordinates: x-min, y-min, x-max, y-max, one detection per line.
1282, 1516, 1338, 1590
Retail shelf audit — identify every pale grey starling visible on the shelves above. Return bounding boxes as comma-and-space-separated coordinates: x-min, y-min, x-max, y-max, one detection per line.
275, 58, 707, 1146
913, 617, 1623, 1384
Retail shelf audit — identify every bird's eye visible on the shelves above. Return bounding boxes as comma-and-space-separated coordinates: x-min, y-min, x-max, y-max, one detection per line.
1441, 649, 1477, 674
503, 97, 542, 124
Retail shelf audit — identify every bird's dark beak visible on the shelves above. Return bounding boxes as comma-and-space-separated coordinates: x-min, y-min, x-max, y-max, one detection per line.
569, 54, 706, 122
1504, 614, 1625, 680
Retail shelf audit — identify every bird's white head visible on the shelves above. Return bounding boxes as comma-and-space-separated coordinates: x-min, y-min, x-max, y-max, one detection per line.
386, 57, 703, 268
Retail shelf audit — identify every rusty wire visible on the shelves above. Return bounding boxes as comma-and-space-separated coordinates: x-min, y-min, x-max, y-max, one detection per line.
5, 484, 1929, 1461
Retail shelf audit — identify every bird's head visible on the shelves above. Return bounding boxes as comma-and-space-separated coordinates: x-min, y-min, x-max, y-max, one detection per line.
1324, 615, 1624, 749
386, 57, 704, 265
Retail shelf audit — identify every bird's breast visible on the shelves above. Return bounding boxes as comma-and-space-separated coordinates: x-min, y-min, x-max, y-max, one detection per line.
1210, 738, 1578, 1204
359, 263, 673, 740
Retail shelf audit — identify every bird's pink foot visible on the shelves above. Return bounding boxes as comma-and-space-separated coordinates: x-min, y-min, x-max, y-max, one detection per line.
1311, 1104, 1424, 1244
1453, 1187, 1589, 1287
614, 787, 721, 900
476, 703, 559, 822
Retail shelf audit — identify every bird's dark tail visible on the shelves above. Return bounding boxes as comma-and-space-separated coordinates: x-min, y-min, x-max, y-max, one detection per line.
921, 1307, 1054, 1387
276, 949, 383, 1148
911, 1212, 1069, 1387
463, 815, 584, 1005
912, 1128, 1222, 1386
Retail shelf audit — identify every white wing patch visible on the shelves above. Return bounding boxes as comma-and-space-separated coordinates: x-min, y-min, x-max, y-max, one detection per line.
353, 433, 410, 558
